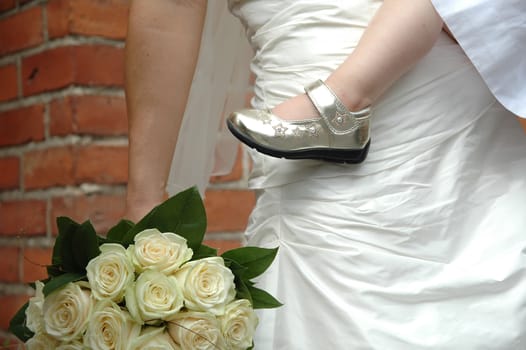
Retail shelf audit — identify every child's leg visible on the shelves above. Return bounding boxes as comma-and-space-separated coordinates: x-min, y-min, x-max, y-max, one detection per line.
273, 0, 444, 120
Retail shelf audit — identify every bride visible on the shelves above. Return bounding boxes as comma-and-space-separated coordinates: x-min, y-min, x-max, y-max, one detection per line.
124, 0, 526, 348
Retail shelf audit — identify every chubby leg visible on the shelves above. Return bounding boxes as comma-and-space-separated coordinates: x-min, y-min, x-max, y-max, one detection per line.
273, 0, 443, 120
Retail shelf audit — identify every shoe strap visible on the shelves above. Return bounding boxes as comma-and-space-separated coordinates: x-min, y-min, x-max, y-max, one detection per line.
304, 80, 370, 135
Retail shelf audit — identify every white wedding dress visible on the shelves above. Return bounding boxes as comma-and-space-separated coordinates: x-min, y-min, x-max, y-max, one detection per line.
224, 1, 526, 349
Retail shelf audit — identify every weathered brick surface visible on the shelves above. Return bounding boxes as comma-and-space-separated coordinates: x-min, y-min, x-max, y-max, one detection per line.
0, 6, 43, 55
0, 63, 18, 102
204, 190, 255, 232
0, 199, 47, 236
22, 45, 124, 96
22, 46, 76, 96
0, 0, 16, 12
0, 156, 20, 190
0, 104, 45, 146
50, 95, 128, 136
47, 0, 129, 39
22, 247, 53, 283
50, 193, 126, 235
0, 295, 30, 331
0, 246, 20, 282
75, 145, 128, 184
24, 146, 75, 190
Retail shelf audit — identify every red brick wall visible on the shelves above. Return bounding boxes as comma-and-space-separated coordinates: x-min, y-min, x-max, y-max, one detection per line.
0, 0, 253, 346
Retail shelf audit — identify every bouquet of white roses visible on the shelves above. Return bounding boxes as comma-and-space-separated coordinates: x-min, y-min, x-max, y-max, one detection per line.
10, 187, 280, 350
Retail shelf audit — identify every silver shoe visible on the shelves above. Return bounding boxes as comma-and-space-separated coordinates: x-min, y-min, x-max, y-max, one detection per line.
227, 80, 371, 163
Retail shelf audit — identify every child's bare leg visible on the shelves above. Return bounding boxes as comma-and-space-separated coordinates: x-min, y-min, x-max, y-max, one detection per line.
273, 0, 444, 120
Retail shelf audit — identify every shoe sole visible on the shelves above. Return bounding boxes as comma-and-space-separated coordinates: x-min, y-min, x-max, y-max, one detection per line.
227, 120, 370, 164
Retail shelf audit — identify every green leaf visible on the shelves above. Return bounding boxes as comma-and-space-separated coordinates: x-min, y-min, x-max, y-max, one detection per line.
43, 272, 85, 297
9, 302, 34, 342
54, 216, 81, 267
122, 187, 206, 250
192, 244, 218, 260
247, 285, 283, 309
57, 217, 82, 272
234, 277, 252, 305
54, 217, 100, 274
222, 247, 278, 280
107, 219, 135, 242
224, 257, 248, 279
71, 220, 100, 271
46, 264, 62, 277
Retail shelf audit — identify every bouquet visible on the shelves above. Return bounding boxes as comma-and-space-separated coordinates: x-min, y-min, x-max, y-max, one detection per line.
9, 187, 281, 350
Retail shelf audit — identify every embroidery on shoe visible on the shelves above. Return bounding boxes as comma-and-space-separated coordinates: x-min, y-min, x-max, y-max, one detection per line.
305, 123, 319, 137
330, 110, 356, 132
292, 127, 303, 137
273, 123, 288, 136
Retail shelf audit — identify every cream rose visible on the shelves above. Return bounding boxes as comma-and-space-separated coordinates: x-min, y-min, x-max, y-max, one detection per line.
220, 299, 259, 350
26, 332, 60, 350
175, 257, 236, 315
42, 281, 93, 342
25, 280, 45, 333
167, 311, 225, 350
125, 269, 184, 325
86, 243, 135, 302
56, 340, 85, 350
83, 299, 141, 350
129, 326, 180, 350
127, 228, 193, 274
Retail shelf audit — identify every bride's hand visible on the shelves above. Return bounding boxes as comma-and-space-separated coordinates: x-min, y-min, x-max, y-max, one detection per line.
271, 93, 319, 121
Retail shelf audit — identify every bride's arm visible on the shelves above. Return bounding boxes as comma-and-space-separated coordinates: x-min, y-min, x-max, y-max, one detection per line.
273, 0, 443, 117
125, 0, 207, 221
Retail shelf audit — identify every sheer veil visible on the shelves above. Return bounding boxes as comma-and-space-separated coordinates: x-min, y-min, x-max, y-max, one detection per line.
166, 1, 252, 196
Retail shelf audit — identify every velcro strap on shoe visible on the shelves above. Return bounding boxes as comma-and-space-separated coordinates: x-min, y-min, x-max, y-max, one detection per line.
305, 80, 370, 135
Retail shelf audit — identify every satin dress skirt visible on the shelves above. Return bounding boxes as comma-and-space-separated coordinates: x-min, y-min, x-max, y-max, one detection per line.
228, 1, 526, 348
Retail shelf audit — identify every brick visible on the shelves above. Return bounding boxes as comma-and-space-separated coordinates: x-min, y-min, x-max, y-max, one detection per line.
204, 190, 255, 232
24, 146, 75, 190
75, 95, 128, 135
50, 95, 127, 136
0, 156, 20, 190
0, 246, 20, 282
210, 145, 243, 183
0, 6, 43, 55
75, 145, 128, 184
22, 45, 124, 96
51, 193, 126, 235
0, 0, 16, 12
0, 199, 47, 236
203, 239, 242, 255
22, 247, 52, 283
48, 0, 129, 39
0, 63, 18, 102
49, 95, 74, 136
74, 45, 124, 86
0, 295, 30, 331
0, 104, 45, 146
22, 46, 75, 96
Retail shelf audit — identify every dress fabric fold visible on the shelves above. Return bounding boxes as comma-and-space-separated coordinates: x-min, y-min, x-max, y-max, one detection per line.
224, 0, 526, 348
